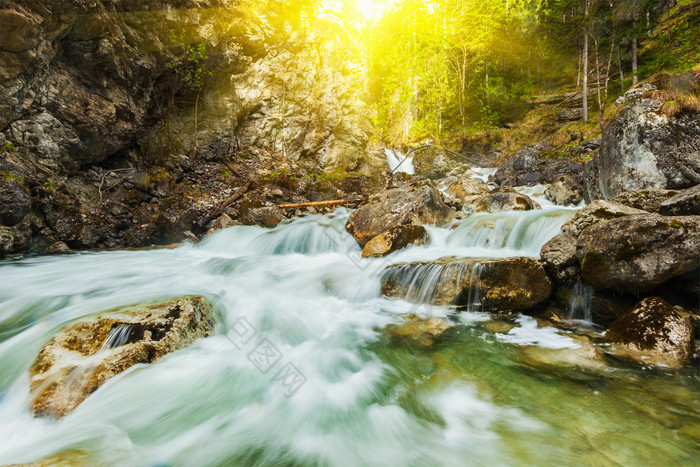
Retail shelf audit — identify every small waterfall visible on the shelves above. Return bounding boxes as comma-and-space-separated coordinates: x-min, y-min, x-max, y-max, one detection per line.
99, 324, 134, 352
381, 261, 484, 310
447, 209, 575, 256
384, 149, 415, 175
567, 279, 593, 322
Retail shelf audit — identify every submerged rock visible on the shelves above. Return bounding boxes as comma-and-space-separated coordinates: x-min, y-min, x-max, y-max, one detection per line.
544, 175, 583, 206
658, 184, 700, 216
560, 200, 646, 238
607, 297, 697, 367
29, 297, 214, 418
362, 225, 429, 258
577, 214, 700, 293
346, 179, 454, 246
612, 188, 680, 213
473, 192, 541, 213
381, 257, 552, 312
385, 314, 452, 348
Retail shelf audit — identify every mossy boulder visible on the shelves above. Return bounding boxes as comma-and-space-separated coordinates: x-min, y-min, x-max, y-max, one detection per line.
473, 192, 541, 213
346, 179, 455, 246
381, 257, 552, 312
561, 200, 646, 237
29, 297, 214, 418
362, 225, 429, 258
577, 214, 700, 293
607, 296, 697, 367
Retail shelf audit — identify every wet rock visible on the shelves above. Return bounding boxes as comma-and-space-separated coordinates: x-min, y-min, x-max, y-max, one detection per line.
385, 314, 452, 348
607, 297, 697, 367
561, 200, 646, 238
444, 176, 490, 204
239, 202, 285, 228
493, 142, 587, 187
346, 179, 454, 246
362, 225, 429, 258
584, 83, 700, 200
426, 154, 450, 179
577, 214, 700, 293
519, 334, 606, 370
0, 176, 31, 226
381, 257, 552, 312
473, 192, 541, 213
540, 233, 579, 285
659, 184, 700, 216
612, 188, 680, 213
29, 297, 214, 418
153, 200, 198, 244
207, 213, 240, 234
544, 175, 583, 206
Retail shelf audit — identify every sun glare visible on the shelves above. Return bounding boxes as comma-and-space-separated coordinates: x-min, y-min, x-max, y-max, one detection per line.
357, 0, 387, 21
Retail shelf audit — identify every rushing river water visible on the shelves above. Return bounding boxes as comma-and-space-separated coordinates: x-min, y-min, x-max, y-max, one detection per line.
0, 197, 699, 465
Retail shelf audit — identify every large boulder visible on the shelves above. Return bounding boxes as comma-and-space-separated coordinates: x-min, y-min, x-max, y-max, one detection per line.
544, 175, 583, 206
540, 233, 579, 285
607, 297, 697, 367
444, 176, 490, 204
381, 257, 552, 312
659, 184, 700, 216
473, 192, 541, 213
577, 214, 700, 293
345, 179, 454, 246
612, 188, 680, 213
362, 225, 429, 258
493, 142, 589, 187
29, 297, 214, 417
561, 200, 646, 238
584, 83, 700, 200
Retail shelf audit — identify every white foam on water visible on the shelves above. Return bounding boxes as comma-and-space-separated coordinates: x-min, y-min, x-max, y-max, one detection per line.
494, 315, 579, 349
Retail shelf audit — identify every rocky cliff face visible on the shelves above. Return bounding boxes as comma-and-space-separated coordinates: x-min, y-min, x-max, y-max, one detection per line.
0, 0, 374, 254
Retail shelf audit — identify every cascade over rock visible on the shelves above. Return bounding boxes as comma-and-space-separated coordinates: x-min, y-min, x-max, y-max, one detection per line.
345, 179, 455, 246
381, 257, 552, 312
473, 192, 541, 213
584, 83, 700, 200
29, 296, 214, 418
577, 214, 700, 293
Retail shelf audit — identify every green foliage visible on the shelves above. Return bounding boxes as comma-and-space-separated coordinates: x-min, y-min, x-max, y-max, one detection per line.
168, 29, 213, 91
1, 142, 17, 152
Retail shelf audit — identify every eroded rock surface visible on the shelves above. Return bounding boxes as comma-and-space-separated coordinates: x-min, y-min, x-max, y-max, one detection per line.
362, 225, 428, 258
612, 188, 680, 213
540, 233, 579, 285
473, 192, 541, 213
577, 214, 700, 293
659, 184, 700, 216
29, 296, 214, 418
560, 200, 646, 237
545, 175, 583, 206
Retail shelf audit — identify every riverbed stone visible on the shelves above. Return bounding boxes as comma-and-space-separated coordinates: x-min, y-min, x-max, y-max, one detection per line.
473, 192, 541, 213
346, 179, 454, 246
445, 176, 490, 204
381, 257, 552, 312
385, 314, 452, 348
29, 296, 214, 418
577, 214, 700, 293
362, 225, 429, 258
607, 296, 697, 367
560, 200, 646, 238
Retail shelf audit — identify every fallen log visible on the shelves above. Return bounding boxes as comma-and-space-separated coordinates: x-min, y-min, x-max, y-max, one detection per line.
196, 181, 251, 228
278, 196, 365, 209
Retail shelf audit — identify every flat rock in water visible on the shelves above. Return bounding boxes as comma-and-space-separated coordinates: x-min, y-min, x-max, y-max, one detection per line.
362, 225, 429, 258
606, 297, 697, 367
577, 214, 700, 293
346, 179, 454, 246
29, 296, 214, 418
381, 257, 552, 312
385, 314, 452, 348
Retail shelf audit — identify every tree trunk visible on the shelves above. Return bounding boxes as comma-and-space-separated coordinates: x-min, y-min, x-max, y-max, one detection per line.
631, 19, 638, 85
485, 49, 490, 106
194, 89, 200, 149
577, 39, 582, 88
617, 45, 625, 92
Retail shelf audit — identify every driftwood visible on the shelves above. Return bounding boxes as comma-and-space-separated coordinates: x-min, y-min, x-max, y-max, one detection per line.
215, 150, 242, 178
196, 181, 251, 228
278, 196, 365, 209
